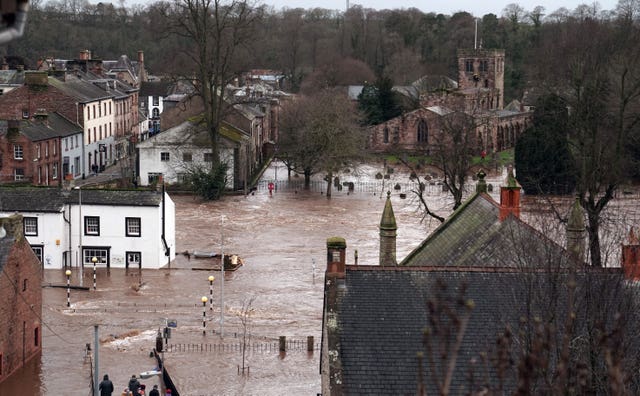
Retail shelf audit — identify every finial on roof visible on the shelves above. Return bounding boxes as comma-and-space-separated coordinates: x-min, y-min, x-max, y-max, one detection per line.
475, 169, 487, 193
379, 191, 397, 266
380, 191, 397, 231
504, 165, 520, 189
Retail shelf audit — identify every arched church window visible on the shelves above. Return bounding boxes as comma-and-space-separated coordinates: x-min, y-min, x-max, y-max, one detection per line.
417, 120, 428, 143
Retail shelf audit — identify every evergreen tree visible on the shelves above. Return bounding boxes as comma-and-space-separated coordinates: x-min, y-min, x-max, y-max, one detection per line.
515, 94, 576, 195
357, 76, 402, 125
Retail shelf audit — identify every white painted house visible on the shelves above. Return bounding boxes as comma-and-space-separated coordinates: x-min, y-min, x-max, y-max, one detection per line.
0, 187, 175, 269
136, 120, 244, 188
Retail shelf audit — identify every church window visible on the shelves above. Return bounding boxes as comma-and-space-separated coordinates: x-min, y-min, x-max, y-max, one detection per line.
465, 60, 474, 73
383, 127, 389, 143
417, 120, 428, 143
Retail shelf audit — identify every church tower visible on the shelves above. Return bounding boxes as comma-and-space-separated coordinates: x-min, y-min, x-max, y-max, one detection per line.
457, 48, 505, 109
379, 191, 397, 266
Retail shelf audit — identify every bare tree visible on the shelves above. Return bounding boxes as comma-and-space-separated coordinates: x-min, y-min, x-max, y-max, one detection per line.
417, 207, 640, 394
429, 110, 484, 210
238, 295, 255, 375
160, 0, 262, 168
277, 89, 367, 197
563, 19, 640, 267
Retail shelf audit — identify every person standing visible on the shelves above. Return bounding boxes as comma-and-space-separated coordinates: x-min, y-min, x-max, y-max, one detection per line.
99, 374, 114, 396
128, 375, 140, 396
148, 385, 160, 396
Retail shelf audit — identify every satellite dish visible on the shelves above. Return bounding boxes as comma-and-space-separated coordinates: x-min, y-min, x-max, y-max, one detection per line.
0, 0, 29, 45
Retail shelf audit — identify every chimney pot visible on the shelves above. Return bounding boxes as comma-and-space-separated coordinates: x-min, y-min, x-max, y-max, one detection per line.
499, 165, 521, 221
326, 237, 346, 277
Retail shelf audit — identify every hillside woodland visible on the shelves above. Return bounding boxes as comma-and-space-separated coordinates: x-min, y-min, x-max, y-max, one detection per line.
2, 1, 635, 102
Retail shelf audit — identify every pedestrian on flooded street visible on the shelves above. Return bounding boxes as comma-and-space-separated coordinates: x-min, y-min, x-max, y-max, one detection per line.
149, 384, 160, 396
128, 375, 140, 395
165, 388, 172, 396
99, 374, 114, 396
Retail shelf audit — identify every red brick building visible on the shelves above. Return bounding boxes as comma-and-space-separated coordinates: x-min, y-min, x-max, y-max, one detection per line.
369, 48, 531, 155
0, 113, 83, 185
0, 214, 43, 384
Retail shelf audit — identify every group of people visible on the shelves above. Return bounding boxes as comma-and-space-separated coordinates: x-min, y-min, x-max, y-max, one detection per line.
99, 374, 167, 396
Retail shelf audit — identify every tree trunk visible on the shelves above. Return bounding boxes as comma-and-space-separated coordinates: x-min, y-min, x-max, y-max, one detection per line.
586, 212, 602, 267
304, 168, 311, 189
326, 171, 333, 199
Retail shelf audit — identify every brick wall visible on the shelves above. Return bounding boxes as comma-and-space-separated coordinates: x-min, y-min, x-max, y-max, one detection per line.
0, 84, 79, 124
0, 134, 33, 183
0, 215, 43, 384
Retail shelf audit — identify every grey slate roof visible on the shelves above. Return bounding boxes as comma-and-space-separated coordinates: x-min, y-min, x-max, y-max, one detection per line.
0, 69, 24, 85
19, 113, 81, 141
335, 267, 637, 395
48, 73, 113, 103
0, 187, 163, 211
0, 187, 66, 212
401, 193, 571, 269
139, 81, 172, 97
67, 189, 163, 206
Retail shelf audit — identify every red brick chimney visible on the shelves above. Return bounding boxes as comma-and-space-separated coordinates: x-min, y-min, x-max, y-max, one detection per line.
622, 227, 640, 280
326, 237, 346, 278
499, 165, 521, 221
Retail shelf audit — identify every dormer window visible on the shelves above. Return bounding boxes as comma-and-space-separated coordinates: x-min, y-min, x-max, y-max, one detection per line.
22, 109, 29, 119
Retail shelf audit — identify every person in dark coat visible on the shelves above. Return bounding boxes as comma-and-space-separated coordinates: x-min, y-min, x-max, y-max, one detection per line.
148, 385, 160, 396
127, 375, 140, 395
99, 374, 114, 396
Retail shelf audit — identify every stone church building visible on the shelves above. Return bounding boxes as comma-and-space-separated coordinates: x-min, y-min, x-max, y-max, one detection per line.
368, 48, 531, 155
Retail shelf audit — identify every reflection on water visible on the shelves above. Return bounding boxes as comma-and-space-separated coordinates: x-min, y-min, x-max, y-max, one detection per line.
0, 354, 42, 395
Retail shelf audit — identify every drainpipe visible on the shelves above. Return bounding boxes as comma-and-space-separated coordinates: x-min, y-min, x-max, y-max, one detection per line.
79, 103, 86, 179
161, 183, 170, 265
63, 204, 71, 268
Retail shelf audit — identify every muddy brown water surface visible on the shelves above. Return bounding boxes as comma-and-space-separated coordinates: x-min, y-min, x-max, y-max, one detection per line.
2, 163, 510, 396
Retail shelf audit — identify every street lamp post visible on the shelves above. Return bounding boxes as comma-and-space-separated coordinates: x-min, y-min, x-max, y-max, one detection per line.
201, 296, 208, 336
65, 269, 72, 307
208, 276, 215, 311
92, 256, 98, 290
220, 216, 225, 338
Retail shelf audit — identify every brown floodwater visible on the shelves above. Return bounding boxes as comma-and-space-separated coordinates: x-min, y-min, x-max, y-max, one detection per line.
2, 162, 509, 396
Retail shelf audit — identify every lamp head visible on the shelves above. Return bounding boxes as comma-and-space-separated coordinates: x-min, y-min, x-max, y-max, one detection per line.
65, 269, 71, 276
208, 275, 215, 282
91, 256, 98, 263
201, 296, 208, 303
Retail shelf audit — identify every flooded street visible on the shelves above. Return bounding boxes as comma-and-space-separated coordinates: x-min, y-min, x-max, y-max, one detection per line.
3, 162, 506, 396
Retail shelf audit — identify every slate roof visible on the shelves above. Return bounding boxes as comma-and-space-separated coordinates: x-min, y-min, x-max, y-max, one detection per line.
48, 73, 113, 103
335, 267, 637, 395
139, 81, 172, 97
0, 69, 24, 85
411, 74, 458, 91
0, 187, 66, 212
347, 85, 364, 100
400, 193, 572, 269
0, 188, 163, 211
19, 113, 81, 141
137, 120, 248, 148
